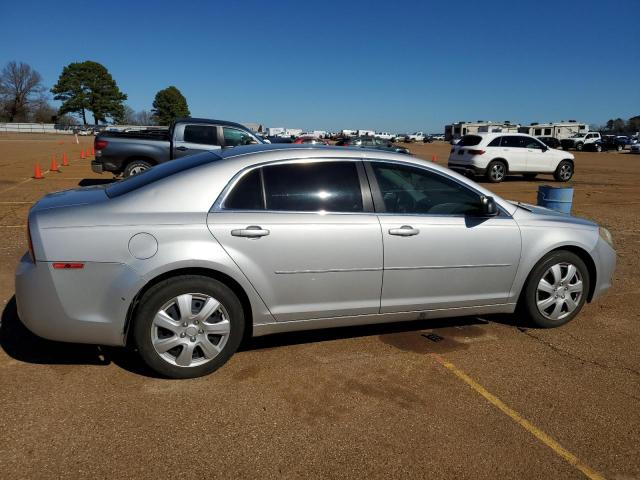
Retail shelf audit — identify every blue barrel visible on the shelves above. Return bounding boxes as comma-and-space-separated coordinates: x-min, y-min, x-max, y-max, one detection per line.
537, 185, 573, 214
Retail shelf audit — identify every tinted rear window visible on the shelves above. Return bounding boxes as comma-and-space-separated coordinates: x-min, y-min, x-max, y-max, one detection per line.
458, 135, 482, 146
105, 153, 216, 198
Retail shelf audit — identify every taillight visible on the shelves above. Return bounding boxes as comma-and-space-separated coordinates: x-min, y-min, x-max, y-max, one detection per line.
27, 224, 35, 263
95, 139, 108, 150
52, 263, 84, 269
468, 149, 486, 155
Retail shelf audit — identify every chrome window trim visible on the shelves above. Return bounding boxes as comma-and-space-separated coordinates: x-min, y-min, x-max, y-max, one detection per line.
210, 156, 512, 218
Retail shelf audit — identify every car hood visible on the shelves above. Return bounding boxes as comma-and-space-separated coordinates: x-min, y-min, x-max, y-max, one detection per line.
511, 202, 597, 228
30, 185, 109, 213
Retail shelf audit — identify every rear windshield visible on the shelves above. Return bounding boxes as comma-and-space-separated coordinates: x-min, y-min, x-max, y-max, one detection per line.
105, 152, 218, 198
457, 135, 482, 147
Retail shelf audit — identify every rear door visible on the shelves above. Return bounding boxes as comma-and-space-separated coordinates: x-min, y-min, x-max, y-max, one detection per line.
172, 123, 222, 158
498, 136, 527, 172
208, 159, 383, 322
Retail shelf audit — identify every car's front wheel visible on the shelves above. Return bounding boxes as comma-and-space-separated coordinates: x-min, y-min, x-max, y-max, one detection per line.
554, 160, 573, 181
575, 142, 584, 151
520, 251, 590, 328
132, 275, 245, 379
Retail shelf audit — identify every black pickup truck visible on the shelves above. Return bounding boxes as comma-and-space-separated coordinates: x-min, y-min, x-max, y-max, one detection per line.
92, 118, 263, 177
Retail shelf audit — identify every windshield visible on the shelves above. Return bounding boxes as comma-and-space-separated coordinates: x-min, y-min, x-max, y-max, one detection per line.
570, 133, 584, 138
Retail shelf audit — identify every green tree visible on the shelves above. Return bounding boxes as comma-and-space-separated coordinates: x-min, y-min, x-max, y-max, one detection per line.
627, 115, 640, 134
151, 86, 190, 125
51, 61, 127, 125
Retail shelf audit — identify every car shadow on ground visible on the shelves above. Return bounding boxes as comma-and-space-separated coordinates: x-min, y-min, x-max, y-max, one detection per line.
1, 295, 526, 378
78, 178, 116, 187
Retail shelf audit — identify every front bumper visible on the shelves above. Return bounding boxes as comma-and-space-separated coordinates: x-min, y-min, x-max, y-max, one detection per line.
590, 237, 616, 301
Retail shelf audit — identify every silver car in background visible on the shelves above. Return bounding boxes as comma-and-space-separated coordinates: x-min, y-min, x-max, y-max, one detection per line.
16, 145, 616, 378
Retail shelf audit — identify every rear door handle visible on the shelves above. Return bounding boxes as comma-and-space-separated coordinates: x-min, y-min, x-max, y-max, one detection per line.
388, 225, 419, 236
176, 146, 188, 151
231, 225, 270, 238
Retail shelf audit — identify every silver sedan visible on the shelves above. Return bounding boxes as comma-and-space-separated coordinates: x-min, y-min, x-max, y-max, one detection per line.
16, 145, 616, 378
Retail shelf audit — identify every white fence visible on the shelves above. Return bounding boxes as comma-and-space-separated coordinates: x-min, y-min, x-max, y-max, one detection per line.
0, 123, 162, 134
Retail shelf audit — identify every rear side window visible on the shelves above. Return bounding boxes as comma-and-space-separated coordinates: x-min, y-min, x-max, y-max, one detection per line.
184, 125, 219, 145
500, 136, 525, 148
457, 135, 482, 147
488, 137, 502, 147
224, 169, 264, 210
262, 162, 363, 212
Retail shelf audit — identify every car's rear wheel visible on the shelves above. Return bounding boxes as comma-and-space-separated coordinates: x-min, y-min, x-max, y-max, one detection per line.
520, 251, 590, 328
554, 160, 573, 181
124, 160, 153, 178
576, 142, 584, 151
616, 144, 623, 152
132, 275, 244, 379
486, 160, 507, 183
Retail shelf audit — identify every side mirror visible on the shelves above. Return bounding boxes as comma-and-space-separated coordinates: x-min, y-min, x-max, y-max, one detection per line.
479, 195, 498, 216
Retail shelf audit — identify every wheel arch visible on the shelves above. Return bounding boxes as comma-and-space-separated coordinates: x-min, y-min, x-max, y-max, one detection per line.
123, 267, 255, 345
489, 157, 509, 171
123, 156, 158, 169
518, 245, 597, 305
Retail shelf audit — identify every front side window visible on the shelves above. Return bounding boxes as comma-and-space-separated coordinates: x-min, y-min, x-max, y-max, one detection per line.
184, 125, 219, 145
223, 128, 258, 147
371, 163, 480, 215
262, 162, 363, 212
524, 137, 544, 149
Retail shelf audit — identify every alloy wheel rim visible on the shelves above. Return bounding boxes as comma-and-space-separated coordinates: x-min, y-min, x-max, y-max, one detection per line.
151, 293, 231, 367
491, 164, 505, 181
129, 165, 148, 176
536, 262, 583, 320
559, 164, 572, 180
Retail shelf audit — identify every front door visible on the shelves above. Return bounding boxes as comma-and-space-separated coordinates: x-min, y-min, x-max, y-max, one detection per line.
208, 160, 383, 322
366, 161, 521, 313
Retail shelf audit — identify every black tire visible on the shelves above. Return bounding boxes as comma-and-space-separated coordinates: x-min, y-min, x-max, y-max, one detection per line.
595, 144, 602, 152
575, 142, 584, 151
486, 160, 507, 183
123, 159, 153, 178
523, 173, 537, 180
616, 144, 623, 152
519, 251, 590, 328
554, 160, 573, 182
132, 275, 245, 379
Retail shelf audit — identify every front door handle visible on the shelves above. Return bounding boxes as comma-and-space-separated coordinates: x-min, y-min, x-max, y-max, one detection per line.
175, 146, 188, 151
388, 225, 419, 236
231, 225, 270, 238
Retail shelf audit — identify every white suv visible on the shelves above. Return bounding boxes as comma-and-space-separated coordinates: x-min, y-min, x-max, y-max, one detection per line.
448, 133, 575, 183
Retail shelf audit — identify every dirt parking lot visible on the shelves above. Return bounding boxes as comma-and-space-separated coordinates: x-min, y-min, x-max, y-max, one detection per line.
0, 134, 638, 479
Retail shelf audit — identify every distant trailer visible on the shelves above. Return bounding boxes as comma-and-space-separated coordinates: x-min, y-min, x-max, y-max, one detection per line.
518, 122, 588, 139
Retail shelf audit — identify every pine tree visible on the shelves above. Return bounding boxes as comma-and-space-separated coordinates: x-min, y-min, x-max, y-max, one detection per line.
51, 61, 127, 125
151, 86, 190, 125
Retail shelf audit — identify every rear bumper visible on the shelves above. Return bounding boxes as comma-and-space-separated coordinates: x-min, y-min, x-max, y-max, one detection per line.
15, 254, 138, 346
91, 160, 103, 173
448, 162, 485, 176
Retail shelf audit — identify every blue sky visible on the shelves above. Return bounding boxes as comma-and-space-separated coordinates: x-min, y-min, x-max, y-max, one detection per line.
1, 0, 638, 132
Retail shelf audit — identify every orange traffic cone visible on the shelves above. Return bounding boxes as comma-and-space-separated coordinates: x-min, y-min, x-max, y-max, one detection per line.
50, 155, 59, 172
33, 163, 44, 179
62, 152, 69, 166
432, 154, 437, 162
80, 149, 86, 159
